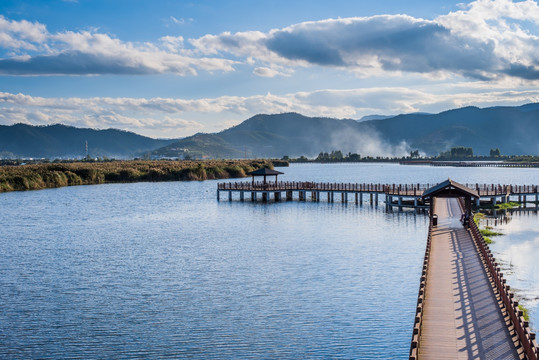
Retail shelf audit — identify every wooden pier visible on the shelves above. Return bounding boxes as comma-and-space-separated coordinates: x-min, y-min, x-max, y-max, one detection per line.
217, 175, 539, 358
400, 160, 539, 168
410, 196, 539, 359
217, 181, 539, 209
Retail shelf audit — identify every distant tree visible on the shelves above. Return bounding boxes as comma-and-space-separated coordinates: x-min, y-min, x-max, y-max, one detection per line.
316, 152, 329, 161
410, 150, 420, 158
489, 148, 501, 157
450, 147, 473, 158
281, 155, 290, 161
348, 153, 361, 161
330, 150, 343, 160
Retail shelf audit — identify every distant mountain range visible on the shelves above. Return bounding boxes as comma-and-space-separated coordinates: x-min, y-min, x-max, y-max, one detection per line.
154, 104, 539, 158
1, 104, 538, 159
0, 123, 175, 159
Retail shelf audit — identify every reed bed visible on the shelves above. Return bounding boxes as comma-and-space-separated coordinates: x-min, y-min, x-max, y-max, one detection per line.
0, 159, 273, 192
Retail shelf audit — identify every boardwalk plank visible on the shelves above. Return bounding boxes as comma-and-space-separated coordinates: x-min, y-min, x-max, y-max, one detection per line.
419, 198, 519, 360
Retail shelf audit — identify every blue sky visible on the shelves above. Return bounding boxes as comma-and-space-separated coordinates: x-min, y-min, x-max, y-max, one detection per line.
1, 0, 538, 138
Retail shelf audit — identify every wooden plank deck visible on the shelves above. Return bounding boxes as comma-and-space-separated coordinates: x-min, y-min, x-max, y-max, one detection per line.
420, 198, 520, 359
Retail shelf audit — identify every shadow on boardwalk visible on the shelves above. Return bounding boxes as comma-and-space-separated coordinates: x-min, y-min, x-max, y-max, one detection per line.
420, 198, 519, 359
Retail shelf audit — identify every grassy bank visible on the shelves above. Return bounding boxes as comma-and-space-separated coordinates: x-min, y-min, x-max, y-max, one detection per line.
0, 159, 273, 193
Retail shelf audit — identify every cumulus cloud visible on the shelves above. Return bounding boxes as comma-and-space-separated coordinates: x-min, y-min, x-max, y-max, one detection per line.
0, 17, 235, 75
1, 86, 538, 137
252, 66, 292, 77
2, 1, 539, 79
190, 0, 539, 81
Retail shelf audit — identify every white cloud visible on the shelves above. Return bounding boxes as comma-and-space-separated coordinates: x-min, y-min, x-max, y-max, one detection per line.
1, 87, 538, 137
2, 1, 539, 79
0, 18, 235, 75
190, 0, 539, 80
0, 15, 48, 50
252, 66, 291, 77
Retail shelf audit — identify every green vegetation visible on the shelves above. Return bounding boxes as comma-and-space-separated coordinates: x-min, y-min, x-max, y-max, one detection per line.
509, 155, 539, 162
473, 213, 498, 244
0, 159, 273, 193
438, 146, 474, 159
490, 148, 501, 157
480, 229, 504, 237
483, 236, 493, 244
495, 201, 521, 209
473, 212, 486, 226
314, 151, 361, 162
479, 201, 521, 210
518, 304, 530, 322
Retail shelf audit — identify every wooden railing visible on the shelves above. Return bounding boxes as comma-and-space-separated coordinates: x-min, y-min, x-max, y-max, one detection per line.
469, 213, 539, 359
409, 207, 434, 360
218, 181, 539, 196
400, 161, 539, 168
218, 181, 425, 194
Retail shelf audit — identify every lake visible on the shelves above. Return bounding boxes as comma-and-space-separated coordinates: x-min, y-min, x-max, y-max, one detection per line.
0, 163, 537, 358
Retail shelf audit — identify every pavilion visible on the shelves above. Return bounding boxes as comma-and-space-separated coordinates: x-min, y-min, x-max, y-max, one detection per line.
422, 178, 479, 219
246, 167, 284, 185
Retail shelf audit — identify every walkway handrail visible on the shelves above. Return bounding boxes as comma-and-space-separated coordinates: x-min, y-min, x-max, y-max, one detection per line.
468, 215, 539, 360
217, 181, 538, 196
409, 203, 434, 360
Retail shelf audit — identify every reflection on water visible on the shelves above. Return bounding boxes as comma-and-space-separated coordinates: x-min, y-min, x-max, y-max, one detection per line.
0, 176, 428, 359
478, 210, 539, 331
0, 163, 537, 358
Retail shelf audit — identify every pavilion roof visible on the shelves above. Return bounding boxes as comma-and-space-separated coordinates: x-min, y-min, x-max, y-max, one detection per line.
247, 167, 284, 176
422, 178, 479, 199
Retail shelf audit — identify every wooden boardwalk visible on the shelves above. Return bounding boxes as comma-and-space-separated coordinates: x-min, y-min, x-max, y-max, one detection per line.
420, 198, 520, 359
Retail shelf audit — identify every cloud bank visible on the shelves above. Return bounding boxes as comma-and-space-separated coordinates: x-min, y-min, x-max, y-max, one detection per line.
1, 0, 539, 79
1, 87, 538, 137
0, 16, 235, 75
192, 0, 539, 80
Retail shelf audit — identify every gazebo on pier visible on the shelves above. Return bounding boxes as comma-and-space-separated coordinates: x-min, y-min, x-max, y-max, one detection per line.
422, 178, 479, 221
247, 167, 284, 185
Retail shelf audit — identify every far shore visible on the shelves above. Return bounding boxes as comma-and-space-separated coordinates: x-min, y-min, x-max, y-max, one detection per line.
0, 159, 275, 193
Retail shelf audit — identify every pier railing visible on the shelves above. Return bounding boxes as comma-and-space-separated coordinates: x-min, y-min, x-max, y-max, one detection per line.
469, 213, 539, 359
409, 209, 433, 360
218, 181, 538, 196
400, 161, 539, 168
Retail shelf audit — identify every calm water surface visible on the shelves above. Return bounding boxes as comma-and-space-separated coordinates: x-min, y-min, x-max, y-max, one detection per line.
0, 163, 537, 358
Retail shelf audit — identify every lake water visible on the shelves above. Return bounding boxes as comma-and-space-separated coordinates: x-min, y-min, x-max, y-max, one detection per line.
0, 163, 537, 358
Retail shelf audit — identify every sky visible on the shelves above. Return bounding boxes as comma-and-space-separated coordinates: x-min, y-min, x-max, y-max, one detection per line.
1, 0, 539, 138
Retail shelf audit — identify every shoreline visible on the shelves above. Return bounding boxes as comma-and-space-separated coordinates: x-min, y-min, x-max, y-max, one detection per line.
0, 159, 274, 193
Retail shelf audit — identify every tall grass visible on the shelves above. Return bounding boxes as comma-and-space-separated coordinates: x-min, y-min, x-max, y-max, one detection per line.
0, 160, 272, 193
